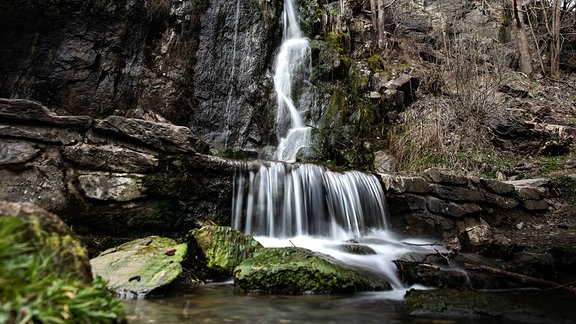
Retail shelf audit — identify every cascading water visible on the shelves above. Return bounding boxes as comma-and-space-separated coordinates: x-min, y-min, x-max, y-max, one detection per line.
232, 0, 434, 295
274, 0, 312, 162
232, 162, 388, 239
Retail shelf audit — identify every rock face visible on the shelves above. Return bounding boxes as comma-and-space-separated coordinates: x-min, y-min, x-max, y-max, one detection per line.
0, 200, 92, 282
381, 168, 551, 238
233, 247, 391, 295
0, 0, 282, 151
90, 236, 188, 299
187, 226, 263, 278
0, 98, 236, 251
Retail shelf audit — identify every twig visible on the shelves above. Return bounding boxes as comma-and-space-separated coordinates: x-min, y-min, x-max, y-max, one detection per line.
434, 248, 452, 267
402, 241, 441, 246
289, 240, 296, 247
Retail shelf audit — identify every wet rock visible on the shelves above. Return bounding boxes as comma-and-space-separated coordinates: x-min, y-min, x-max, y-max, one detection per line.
405, 289, 575, 323
0, 98, 92, 129
0, 140, 40, 165
447, 225, 514, 258
426, 197, 482, 218
90, 236, 187, 299
63, 144, 158, 173
94, 116, 197, 153
187, 226, 262, 278
333, 243, 377, 255
78, 172, 146, 202
394, 259, 471, 288
234, 247, 391, 295
506, 252, 555, 279
0, 123, 83, 145
0, 201, 92, 282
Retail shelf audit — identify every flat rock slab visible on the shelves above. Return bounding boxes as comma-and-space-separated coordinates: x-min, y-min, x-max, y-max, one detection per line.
90, 236, 187, 299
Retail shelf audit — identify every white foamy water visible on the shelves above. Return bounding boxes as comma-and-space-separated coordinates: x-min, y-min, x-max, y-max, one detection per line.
274, 0, 312, 162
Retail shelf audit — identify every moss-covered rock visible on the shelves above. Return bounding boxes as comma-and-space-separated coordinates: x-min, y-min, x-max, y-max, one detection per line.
187, 226, 262, 278
233, 247, 391, 295
90, 236, 187, 299
0, 200, 92, 282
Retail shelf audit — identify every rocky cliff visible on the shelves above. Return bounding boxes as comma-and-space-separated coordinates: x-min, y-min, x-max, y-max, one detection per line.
0, 98, 235, 250
0, 0, 282, 151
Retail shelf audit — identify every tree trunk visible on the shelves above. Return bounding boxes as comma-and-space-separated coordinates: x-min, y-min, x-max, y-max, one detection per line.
513, 0, 533, 76
550, 0, 562, 79
377, 0, 387, 49
370, 0, 379, 45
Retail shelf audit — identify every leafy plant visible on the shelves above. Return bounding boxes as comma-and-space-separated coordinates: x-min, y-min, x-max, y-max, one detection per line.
0, 217, 126, 323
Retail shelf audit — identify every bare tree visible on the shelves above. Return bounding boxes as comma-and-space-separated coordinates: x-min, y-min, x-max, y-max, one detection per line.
513, 0, 533, 76
370, 0, 395, 49
550, 0, 562, 78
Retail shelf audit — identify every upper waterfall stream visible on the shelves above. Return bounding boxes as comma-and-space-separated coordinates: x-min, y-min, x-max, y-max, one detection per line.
274, 0, 312, 162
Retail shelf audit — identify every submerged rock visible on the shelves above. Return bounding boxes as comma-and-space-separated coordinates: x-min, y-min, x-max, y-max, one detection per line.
187, 226, 262, 278
233, 247, 391, 295
90, 236, 187, 299
405, 288, 576, 323
0, 200, 92, 282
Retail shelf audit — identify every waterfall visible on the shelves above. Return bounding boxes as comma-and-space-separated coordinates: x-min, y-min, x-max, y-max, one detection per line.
231, 0, 435, 294
232, 162, 388, 239
274, 0, 312, 162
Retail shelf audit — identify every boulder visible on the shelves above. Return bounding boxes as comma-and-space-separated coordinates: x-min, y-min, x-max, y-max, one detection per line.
446, 225, 514, 258
0, 201, 92, 282
90, 236, 187, 299
233, 247, 391, 295
187, 226, 262, 278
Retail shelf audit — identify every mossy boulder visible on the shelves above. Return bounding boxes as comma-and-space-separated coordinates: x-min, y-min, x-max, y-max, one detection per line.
187, 226, 263, 278
0, 201, 92, 281
90, 236, 187, 299
233, 247, 391, 295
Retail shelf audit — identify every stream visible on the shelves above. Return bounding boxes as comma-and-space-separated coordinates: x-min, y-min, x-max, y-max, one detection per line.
121, 283, 507, 324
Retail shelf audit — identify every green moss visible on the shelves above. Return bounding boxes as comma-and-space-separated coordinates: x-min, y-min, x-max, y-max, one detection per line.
91, 237, 188, 297
234, 247, 390, 295
0, 217, 125, 323
187, 226, 262, 278
367, 55, 386, 74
